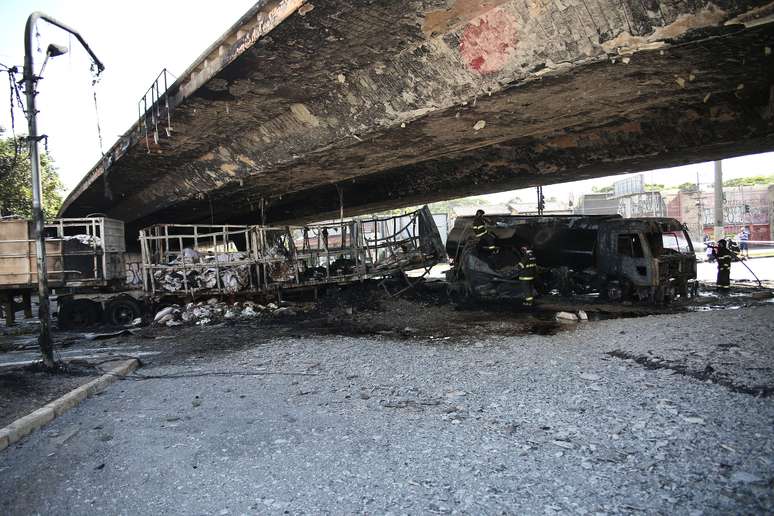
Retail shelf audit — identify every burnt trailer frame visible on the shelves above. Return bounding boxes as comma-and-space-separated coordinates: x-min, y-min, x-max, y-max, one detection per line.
135, 206, 446, 299
251, 206, 447, 295
446, 214, 697, 304
0, 207, 447, 328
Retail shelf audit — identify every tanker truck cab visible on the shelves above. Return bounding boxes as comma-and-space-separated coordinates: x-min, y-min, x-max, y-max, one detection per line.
445, 215, 697, 305
597, 218, 696, 303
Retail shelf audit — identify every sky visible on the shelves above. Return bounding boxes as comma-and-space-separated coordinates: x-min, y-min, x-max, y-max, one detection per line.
1, 1, 772, 203
485, 152, 774, 207
0, 0, 256, 194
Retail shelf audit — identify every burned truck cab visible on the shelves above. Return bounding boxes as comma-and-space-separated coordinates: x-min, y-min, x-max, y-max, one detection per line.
446, 214, 696, 305
595, 218, 697, 302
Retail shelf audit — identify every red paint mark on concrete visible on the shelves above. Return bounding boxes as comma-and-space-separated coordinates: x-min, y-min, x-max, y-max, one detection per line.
459, 9, 518, 75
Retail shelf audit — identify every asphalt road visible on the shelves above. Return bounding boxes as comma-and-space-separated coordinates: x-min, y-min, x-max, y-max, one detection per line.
696, 256, 774, 284
1, 305, 772, 515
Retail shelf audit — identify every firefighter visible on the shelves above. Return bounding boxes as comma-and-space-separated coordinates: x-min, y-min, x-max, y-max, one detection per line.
472, 209, 498, 254
715, 239, 733, 292
518, 246, 537, 306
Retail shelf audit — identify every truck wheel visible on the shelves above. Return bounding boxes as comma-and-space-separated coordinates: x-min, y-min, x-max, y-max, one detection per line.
58, 299, 100, 329
105, 297, 141, 326
533, 227, 555, 248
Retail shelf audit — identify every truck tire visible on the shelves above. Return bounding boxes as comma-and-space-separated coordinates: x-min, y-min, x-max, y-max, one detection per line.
105, 297, 142, 327
533, 227, 555, 248
58, 299, 100, 329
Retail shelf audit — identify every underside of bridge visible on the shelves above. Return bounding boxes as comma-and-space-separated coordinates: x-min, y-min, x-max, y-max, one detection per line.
61, 0, 774, 234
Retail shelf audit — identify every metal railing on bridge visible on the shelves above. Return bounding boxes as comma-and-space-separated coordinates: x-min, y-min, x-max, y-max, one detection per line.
137, 68, 174, 153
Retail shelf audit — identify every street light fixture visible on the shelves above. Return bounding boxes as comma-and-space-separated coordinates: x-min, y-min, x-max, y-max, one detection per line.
37, 44, 69, 84
23, 12, 104, 368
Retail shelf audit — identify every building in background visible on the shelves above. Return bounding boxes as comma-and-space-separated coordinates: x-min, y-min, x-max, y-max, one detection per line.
572, 193, 618, 215
573, 175, 667, 218
506, 198, 572, 215
667, 185, 772, 241
450, 204, 514, 219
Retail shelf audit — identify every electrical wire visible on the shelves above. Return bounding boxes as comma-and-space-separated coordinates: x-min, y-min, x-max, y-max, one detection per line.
124, 370, 321, 381
90, 65, 105, 156
84, 354, 320, 381
2, 64, 26, 173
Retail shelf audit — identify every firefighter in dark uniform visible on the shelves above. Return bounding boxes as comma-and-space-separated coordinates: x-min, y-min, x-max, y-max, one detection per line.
472, 209, 498, 254
715, 239, 733, 292
518, 246, 537, 306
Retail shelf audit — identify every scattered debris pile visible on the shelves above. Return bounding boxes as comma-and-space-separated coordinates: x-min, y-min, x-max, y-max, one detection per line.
152, 298, 308, 327
555, 310, 589, 323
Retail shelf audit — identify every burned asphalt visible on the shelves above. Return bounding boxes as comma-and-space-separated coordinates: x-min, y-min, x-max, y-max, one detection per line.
0, 295, 773, 515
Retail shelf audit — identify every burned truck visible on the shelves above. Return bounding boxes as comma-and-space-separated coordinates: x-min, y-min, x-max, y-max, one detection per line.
446, 215, 697, 304
0, 207, 447, 328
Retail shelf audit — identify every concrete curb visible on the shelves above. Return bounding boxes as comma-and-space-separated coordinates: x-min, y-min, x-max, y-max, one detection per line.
0, 358, 139, 453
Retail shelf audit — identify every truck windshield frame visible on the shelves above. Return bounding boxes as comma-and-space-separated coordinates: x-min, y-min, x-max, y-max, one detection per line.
661, 231, 691, 254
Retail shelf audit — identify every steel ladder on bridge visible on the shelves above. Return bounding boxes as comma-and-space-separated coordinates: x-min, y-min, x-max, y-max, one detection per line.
137, 68, 174, 153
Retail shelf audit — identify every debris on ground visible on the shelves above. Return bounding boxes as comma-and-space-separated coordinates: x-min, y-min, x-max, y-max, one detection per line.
152, 299, 312, 327
82, 329, 137, 341
555, 311, 579, 323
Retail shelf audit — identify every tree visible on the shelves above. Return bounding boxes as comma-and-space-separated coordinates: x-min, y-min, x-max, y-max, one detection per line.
376, 196, 490, 216
677, 182, 699, 193
592, 185, 614, 194
722, 175, 774, 188
0, 130, 64, 221
644, 183, 665, 192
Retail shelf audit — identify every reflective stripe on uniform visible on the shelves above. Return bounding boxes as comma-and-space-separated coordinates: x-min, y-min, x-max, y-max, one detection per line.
472, 224, 487, 237
520, 276, 534, 281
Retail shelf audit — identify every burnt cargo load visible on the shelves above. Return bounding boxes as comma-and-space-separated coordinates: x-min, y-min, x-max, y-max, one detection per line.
446, 215, 697, 304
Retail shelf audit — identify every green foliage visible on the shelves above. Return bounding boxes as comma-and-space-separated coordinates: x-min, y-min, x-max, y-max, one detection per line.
677, 182, 699, 193
722, 175, 774, 188
0, 131, 64, 221
376, 196, 490, 216
428, 196, 490, 214
644, 183, 664, 192
591, 185, 614, 193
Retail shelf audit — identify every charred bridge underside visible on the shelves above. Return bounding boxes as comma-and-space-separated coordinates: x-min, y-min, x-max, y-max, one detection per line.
61, 0, 774, 234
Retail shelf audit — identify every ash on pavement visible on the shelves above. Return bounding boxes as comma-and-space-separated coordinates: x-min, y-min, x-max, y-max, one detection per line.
1, 294, 773, 514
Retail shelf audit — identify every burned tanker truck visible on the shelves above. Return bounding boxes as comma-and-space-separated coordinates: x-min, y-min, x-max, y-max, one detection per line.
446, 215, 697, 304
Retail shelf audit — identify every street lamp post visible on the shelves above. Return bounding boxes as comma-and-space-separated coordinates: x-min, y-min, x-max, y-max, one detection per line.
23, 12, 104, 368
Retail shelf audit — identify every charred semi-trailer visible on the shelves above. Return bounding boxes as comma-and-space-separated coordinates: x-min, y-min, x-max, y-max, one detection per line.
0, 208, 446, 328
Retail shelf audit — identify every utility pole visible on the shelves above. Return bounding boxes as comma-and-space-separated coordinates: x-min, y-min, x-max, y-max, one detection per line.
23, 12, 104, 368
713, 160, 724, 242
695, 171, 703, 238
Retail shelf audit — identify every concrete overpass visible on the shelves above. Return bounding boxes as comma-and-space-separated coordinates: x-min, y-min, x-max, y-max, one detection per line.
61, 0, 774, 233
